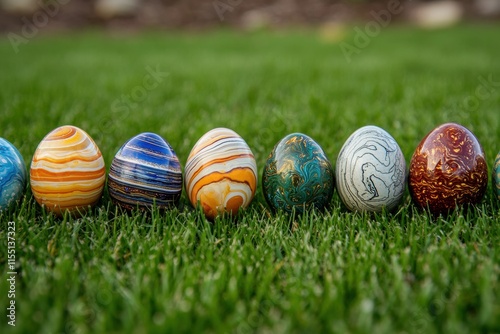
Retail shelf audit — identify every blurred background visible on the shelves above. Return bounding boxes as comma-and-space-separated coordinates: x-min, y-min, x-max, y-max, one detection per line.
1, 0, 499, 33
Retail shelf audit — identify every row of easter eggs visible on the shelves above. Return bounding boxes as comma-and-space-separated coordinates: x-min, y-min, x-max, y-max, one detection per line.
1, 123, 499, 219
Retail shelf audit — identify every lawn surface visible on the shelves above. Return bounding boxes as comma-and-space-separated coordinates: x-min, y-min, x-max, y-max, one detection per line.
0, 24, 500, 333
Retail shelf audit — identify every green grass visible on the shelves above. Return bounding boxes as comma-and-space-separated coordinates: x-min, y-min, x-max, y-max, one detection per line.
1, 24, 500, 333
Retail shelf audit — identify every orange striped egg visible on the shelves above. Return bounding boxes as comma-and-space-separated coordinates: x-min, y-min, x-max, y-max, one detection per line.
30, 125, 106, 216
185, 128, 257, 220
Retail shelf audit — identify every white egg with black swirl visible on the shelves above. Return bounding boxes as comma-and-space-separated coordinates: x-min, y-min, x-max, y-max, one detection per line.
335, 125, 406, 212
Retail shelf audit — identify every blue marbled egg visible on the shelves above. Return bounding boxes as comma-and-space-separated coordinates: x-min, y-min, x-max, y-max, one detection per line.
0, 138, 27, 211
108, 133, 182, 210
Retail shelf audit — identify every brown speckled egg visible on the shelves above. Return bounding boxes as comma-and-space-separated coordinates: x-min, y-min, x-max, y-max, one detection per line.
408, 123, 488, 215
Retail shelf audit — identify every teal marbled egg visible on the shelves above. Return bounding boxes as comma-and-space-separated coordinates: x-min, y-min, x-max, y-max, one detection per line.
262, 133, 334, 214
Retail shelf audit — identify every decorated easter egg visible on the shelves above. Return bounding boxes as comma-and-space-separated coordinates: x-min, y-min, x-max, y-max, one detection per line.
108, 133, 182, 211
336, 125, 406, 212
185, 128, 257, 220
262, 133, 334, 214
0, 138, 27, 211
494, 152, 500, 200
30, 125, 106, 216
409, 123, 488, 215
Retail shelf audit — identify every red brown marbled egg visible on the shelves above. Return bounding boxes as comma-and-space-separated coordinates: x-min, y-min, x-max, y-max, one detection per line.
409, 123, 488, 215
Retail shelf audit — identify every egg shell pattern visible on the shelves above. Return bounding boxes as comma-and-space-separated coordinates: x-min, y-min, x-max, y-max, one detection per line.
495, 152, 500, 200
108, 133, 182, 210
30, 125, 106, 216
0, 138, 27, 211
408, 123, 488, 215
185, 128, 257, 220
262, 133, 334, 214
336, 125, 406, 212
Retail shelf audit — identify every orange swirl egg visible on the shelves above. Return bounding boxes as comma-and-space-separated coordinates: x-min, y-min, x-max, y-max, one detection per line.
30, 125, 106, 216
185, 128, 257, 220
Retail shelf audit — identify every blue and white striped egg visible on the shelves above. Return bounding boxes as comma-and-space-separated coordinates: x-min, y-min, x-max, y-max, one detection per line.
0, 138, 27, 211
108, 133, 182, 211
